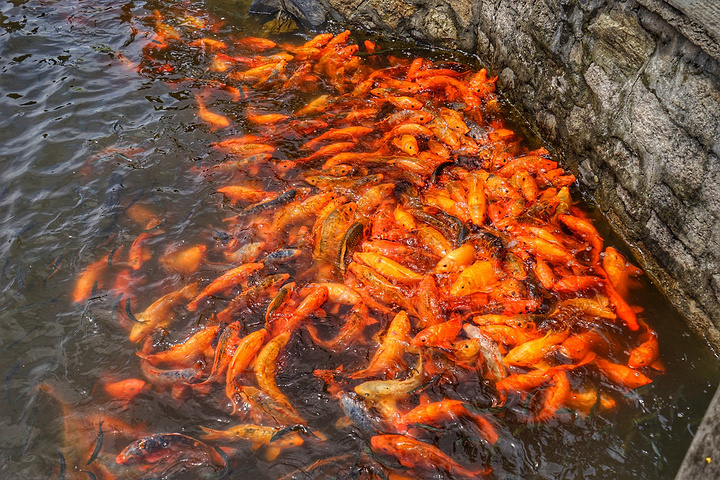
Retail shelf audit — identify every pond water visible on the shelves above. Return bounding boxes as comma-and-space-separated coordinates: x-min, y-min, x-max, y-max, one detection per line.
0, 0, 718, 479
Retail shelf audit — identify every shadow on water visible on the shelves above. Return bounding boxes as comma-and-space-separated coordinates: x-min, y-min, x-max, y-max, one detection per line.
0, 0, 717, 479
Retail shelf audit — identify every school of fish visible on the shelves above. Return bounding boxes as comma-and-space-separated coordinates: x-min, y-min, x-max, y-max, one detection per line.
51, 4, 663, 479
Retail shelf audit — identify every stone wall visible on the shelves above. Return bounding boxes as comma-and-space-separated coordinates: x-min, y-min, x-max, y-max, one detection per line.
317, 0, 720, 349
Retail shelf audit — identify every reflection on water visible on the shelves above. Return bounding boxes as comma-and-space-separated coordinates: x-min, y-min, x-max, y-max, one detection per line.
0, 0, 717, 479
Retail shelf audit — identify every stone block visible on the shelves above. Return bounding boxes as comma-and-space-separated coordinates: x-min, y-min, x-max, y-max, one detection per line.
700, 155, 720, 217
362, 0, 417, 30
578, 158, 599, 188
712, 274, 720, 304
608, 138, 643, 193
449, 0, 473, 29
498, 67, 516, 91
421, 2, 458, 47
647, 54, 720, 154
476, 28, 492, 60
627, 82, 705, 200
588, 9, 655, 80
566, 104, 599, 144
536, 110, 557, 140
650, 183, 712, 254
615, 183, 649, 224
645, 211, 699, 279
584, 62, 621, 110
325, 0, 366, 20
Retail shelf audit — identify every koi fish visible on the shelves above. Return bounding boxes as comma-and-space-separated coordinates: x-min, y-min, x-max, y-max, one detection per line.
595, 357, 652, 389
627, 329, 660, 369
354, 252, 423, 283
116, 433, 226, 468
73, 255, 108, 304
502, 330, 569, 368
230, 385, 306, 425
103, 378, 149, 403
254, 332, 298, 415
450, 260, 498, 296
225, 328, 267, 409
186, 263, 264, 311
138, 325, 219, 367
435, 243, 476, 273
196, 322, 244, 385
354, 357, 424, 403
370, 434, 490, 478
350, 310, 411, 379
199, 424, 303, 454
411, 316, 463, 349
160, 244, 206, 275
196, 95, 230, 131
396, 399, 498, 444
270, 286, 328, 336
129, 283, 198, 342
307, 303, 372, 352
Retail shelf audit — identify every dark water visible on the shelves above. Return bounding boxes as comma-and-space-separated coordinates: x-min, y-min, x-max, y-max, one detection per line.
0, 0, 717, 479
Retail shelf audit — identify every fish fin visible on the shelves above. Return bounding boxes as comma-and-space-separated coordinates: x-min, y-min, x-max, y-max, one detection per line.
335, 417, 353, 429
418, 393, 432, 405
264, 446, 280, 461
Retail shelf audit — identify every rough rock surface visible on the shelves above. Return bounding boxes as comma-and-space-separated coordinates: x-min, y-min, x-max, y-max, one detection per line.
316, 0, 720, 350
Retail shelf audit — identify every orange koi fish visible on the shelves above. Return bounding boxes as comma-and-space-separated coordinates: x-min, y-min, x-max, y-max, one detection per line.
302, 126, 374, 150
199, 424, 303, 461
103, 378, 149, 403
397, 399, 498, 444
354, 252, 423, 283
236, 36, 277, 52
535, 371, 571, 421
307, 303, 373, 352
350, 310, 412, 379
450, 260, 498, 296
186, 262, 264, 312
247, 109, 289, 125
557, 329, 609, 362
126, 203, 164, 230
627, 328, 660, 369
411, 316, 463, 349
558, 213, 603, 264
160, 244, 205, 275
225, 329, 267, 407
73, 255, 109, 304
595, 357, 652, 389
129, 283, 199, 342
188, 37, 227, 50
414, 275, 444, 329
601, 246, 643, 298
435, 243, 476, 273
195, 95, 230, 131
197, 322, 244, 386
270, 286, 328, 336
138, 325, 219, 367
217, 186, 277, 206
254, 332, 298, 414
502, 330, 569, 367
371, 434, 490, 479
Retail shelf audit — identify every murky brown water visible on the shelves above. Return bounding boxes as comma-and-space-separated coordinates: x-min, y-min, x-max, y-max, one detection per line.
0, 0, 718, 479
